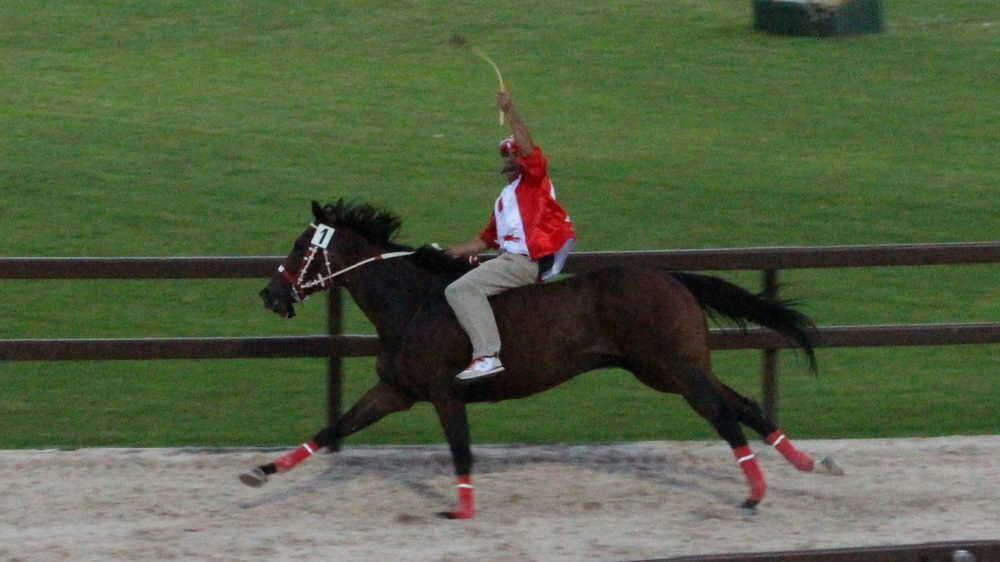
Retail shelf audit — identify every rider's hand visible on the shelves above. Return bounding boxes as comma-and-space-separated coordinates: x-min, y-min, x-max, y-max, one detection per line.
497, 90, 513, 113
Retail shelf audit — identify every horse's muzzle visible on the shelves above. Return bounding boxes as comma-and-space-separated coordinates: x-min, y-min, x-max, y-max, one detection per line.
260, 286, 296, 318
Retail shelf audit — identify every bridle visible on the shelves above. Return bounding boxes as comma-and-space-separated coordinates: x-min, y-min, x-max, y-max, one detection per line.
278, 223, 413, 302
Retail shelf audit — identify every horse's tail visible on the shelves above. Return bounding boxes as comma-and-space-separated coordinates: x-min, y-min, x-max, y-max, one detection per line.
669, 272, 818, 374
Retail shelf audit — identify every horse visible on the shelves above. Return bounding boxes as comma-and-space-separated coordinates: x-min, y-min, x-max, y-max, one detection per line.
240, 199, 842, 518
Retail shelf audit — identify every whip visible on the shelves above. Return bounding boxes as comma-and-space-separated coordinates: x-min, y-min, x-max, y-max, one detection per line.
449, 34, 507, 125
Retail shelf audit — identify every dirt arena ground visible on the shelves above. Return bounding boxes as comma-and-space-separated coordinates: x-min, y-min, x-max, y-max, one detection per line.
1, 436, 997, 561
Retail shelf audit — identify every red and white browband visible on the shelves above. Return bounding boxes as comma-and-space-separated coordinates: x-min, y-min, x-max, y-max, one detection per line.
279, 223, 413, 301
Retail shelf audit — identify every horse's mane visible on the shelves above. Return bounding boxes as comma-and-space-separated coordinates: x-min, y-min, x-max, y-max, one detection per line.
318, 199, 477, 279
319, 199, 410, 252
411, 244, 479, 280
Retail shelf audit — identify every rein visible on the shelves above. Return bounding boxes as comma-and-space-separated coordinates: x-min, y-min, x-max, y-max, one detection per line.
279, 223, 413, 301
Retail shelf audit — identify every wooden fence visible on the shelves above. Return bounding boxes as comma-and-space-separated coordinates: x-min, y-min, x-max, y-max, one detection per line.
3, 242, 999, 437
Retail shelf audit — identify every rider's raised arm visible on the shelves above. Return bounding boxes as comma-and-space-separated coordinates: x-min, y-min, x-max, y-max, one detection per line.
497, 91, 533, 156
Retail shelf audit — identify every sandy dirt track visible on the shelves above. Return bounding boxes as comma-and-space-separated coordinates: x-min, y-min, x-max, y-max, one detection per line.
1, 436, 997, 561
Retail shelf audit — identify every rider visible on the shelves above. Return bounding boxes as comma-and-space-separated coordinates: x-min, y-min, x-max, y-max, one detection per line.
445, 90, 577, 383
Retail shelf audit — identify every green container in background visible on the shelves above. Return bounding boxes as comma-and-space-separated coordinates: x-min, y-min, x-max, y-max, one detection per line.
753, 0, 883, 37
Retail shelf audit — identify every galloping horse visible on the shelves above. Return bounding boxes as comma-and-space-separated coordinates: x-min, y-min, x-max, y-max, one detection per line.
240, 199, 841, 518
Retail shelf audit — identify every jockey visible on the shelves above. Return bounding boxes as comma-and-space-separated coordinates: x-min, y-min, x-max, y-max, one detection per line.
445, 90, 577, 383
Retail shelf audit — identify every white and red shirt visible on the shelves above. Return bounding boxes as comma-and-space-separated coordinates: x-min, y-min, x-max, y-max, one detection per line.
479, 145, 576, 278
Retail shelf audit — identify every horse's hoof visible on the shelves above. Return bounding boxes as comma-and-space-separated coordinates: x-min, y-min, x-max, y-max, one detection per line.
817, 456, 845, 476
239, 467, 268, 488
436, 509, 474, 520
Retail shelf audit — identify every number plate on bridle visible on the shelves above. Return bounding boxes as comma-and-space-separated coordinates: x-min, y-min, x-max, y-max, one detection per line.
310, 224, 335, 248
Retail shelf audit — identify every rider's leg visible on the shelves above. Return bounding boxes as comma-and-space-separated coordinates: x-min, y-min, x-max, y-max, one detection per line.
444, 252, 538, 360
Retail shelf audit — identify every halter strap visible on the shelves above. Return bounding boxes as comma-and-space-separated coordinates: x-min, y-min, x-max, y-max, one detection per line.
298, 250, 414, 291
282, 222, 414, 300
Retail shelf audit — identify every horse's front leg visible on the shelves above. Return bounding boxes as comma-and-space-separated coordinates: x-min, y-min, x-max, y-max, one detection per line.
238, 382, 414, 486
432, 399, 475, 519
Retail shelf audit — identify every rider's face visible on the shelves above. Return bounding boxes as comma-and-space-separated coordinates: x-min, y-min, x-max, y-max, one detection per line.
500, 154, 521, 182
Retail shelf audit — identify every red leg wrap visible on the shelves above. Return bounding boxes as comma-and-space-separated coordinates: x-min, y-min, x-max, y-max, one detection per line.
454, 475, 475, 519
734, 446, 766, 505
274, 441, 320, 472
766, 430, 815, 472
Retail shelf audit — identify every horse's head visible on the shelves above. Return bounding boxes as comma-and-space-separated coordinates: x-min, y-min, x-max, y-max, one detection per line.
260, 199, 405, 318
260, 201, 331, 317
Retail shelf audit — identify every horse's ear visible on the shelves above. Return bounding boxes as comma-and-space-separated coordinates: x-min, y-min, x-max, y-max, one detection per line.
311, 200, 324, 222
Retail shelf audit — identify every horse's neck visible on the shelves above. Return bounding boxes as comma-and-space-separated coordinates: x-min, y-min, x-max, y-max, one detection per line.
340, 257, 437, 340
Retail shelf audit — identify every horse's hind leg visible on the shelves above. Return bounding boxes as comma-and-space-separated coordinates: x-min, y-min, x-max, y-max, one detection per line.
238, 382, 414, 487
666, 365, 769, 509
718, 383, 842, 475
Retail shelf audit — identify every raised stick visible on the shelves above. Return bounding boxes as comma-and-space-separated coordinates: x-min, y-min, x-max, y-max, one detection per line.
450, 35, 507, 126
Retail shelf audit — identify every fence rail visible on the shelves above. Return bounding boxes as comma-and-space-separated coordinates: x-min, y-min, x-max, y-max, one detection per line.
3, 241, 998, 428
3, 241, 999, 279
659, 539, 1000, 562
3, 323, 999, 361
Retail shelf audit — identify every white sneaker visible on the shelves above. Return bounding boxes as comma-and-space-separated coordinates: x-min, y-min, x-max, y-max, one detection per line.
455, 355, 504, 383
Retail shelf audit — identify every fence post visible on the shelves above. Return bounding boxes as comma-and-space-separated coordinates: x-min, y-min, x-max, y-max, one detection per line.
327, 288, 343, 451
761, 269, 779, 422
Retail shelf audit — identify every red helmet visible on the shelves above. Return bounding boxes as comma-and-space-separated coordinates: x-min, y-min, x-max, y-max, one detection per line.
499, 136, 518, 157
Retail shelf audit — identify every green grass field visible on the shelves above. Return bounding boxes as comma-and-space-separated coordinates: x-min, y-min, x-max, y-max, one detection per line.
2, 1, 997, 449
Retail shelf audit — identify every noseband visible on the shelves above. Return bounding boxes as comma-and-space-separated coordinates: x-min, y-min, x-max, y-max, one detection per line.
279, 223, 414, 301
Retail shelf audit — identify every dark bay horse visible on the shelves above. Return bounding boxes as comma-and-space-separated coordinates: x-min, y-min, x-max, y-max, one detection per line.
241, 199, 842, 518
